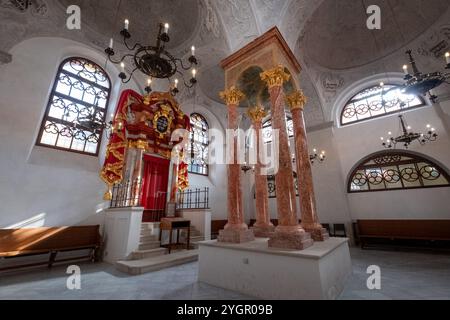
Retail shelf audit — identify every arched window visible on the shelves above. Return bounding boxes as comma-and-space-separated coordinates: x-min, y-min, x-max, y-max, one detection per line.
188, 113, 209, 176
262, 115, 294, 143
341, 84, 425, 126
348, 151, 450, 193
254, 173, 299, 198
37, 57, 111, 155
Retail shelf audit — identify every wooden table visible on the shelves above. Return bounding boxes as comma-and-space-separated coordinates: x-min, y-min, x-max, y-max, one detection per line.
159, 218, 191, 254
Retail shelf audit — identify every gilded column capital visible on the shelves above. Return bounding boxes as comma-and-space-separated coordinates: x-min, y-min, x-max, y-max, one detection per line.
247, 105, 267, 123
219, 86, 245, 106
286, 90, 308, 111
260, 65, 291, 89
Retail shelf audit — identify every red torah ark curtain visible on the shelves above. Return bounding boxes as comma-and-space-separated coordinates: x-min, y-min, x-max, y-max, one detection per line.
100, 89, 191, 200
141, 155, 170, 222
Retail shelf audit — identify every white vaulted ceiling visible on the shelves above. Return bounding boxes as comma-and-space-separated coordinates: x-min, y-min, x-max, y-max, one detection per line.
1, 0, 449, 128
58, 0, 201, 51
299, 0, 450, 71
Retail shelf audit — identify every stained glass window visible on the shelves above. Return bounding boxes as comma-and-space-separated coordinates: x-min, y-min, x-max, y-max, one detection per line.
37, 57, 111, 155
262, 115, 294, 144
188, 113, 209, 176
254, 173, 299, 198
348, 152, 450, 193
341, 84, 425, 126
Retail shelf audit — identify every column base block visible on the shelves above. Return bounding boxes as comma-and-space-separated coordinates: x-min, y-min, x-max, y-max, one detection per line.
304, 227, 330, 242
218, 229, 255, 244
251, 225, 276, 238
198, 238, 352, 300
268, 230, 314, 250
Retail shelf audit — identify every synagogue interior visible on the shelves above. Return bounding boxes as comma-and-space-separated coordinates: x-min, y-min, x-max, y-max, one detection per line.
1, 0, 450, 301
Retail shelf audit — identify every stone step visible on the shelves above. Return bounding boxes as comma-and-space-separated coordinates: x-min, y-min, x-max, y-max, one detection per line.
191, 236, 205, 242
116, 250, 199, 275
131, 248, 167, 260
181, 230, 202, 237
140, 234, 159, 243
140, 229, 159, 236
141, 222, 160, 231
139, 241, 161, 251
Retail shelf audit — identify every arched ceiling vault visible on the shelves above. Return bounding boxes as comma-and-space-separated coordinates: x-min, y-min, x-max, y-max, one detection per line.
3, 0, 447, 129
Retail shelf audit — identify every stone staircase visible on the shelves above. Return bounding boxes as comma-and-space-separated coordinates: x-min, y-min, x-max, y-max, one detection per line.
184, 226, 206, 249
115, 222, 200, 275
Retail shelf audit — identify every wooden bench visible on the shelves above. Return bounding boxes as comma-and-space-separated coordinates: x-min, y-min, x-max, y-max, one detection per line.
357, 220, 450, 249
0, 225, 102, 272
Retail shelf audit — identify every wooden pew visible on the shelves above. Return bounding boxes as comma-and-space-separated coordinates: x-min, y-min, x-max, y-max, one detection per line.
357, 220, 450, 249
0, 226, 102, 272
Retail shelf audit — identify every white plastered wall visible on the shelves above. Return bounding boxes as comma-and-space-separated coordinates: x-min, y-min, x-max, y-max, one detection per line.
0, 37, 140, 229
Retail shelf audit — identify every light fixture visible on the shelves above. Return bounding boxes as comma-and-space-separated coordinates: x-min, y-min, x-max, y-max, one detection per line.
310, 149, 326, 164
69, 98, 114, 143
291, 150, 327, 165
381, 115, 438, 149
401, 50, 450, 103
241, 163, 255, 174
105, 20, 198, 96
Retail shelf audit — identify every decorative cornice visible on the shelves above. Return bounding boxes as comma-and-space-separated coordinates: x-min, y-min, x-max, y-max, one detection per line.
246, 105, 267, 123
286, 90, 308, 111
260, 65, 291, 89
219, 86, 245, 105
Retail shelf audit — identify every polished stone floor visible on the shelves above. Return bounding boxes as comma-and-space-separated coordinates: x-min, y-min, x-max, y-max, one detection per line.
0, 247, 449, 300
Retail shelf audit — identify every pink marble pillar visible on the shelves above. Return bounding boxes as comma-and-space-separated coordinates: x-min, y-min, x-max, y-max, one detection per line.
260, 66, 313, 250
247, 106, 275, 237
218, 87, 255, 243
169, 162, 179, 203
287, 91, 329, 241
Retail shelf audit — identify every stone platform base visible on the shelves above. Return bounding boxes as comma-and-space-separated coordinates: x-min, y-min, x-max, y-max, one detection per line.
268, 230, 314, 250
218, 229, 255, 243
252, 225, 276, 238
305, 227, 330, 242
198, 238, 352, 300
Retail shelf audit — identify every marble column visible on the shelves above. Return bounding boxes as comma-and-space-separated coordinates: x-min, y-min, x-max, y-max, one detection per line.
287, 91, 329, 241
169, 162, 179, 203
247, 106, 275, 237
218, 86, 255, 243
260, 66, 313, 250
166, 162, 179, 217
125, 140, 147, 207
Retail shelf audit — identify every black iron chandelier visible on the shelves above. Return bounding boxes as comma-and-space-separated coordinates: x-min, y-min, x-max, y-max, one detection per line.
309, 149, 326, 164
291, 149, 327, 166
401, 50, 450, 102
68, 99, 113, 143
381, 115, 438, 149
105, 20, 198, 95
